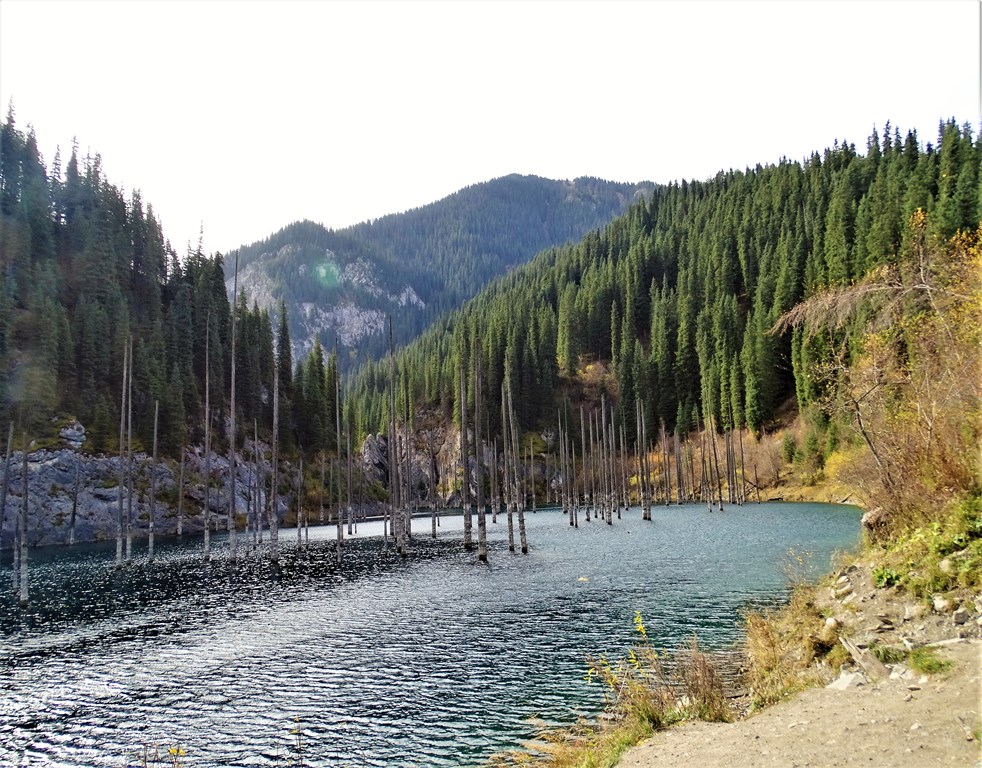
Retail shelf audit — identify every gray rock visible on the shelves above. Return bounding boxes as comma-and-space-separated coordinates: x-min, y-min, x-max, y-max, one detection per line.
827, 671, 867, 690
932, 595, 954, 613
952, 607, 970, 624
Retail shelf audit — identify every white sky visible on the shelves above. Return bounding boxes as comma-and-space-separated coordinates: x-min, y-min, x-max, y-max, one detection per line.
1, 0, 979, 257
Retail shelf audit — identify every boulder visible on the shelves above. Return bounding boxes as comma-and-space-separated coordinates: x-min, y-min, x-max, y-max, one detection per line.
59, 420, 87, 448
827, 671, 867, 690
861, 507, 891, 540
932, 595, 955, 614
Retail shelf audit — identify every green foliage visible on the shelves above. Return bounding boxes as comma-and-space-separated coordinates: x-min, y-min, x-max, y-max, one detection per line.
907, 646, 953, 675
348, 120, 978, 451
871, 565, 900, 588
782, 434, 798, 464
226, 176, 653, 365
875, 494, 982, 597
0, 110, 340, 468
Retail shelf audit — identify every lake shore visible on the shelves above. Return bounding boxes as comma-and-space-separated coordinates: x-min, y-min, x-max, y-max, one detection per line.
617, 639, 980, 767
616, 556, 982, 768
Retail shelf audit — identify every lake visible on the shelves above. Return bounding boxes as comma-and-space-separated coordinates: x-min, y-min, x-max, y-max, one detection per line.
0, 502, 860, 767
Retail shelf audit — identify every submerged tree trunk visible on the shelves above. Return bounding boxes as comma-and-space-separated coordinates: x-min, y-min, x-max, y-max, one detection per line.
116, 340, 128, 564
428, 432, 438, 539
502, 387, 515, 553
19, 437, 29, 607
270, 355, 280, 563
177, 449, 185, 537
125, 335, 134, 563
204, 314, 212, 561
228, 253, 239, 562
474, 350, 487, 562
0, 423, 13, 561
148, 400, 159, 562
67, 448, 80, 547
336, 338, 344, 560
506, 380, 528, 554
459, 360, 472, 551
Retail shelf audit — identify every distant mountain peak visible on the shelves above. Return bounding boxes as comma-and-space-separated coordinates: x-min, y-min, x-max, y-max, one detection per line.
226, 174, 654, 367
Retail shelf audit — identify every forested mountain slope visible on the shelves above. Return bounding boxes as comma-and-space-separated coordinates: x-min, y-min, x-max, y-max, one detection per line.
347, 120, 980, 447
225, 175, 654, 365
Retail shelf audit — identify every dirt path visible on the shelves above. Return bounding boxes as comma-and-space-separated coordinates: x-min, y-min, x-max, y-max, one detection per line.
618, 640, 979, 767
617, 560, 982, 768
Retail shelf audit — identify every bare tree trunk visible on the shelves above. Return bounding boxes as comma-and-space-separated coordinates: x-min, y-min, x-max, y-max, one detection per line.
386, 321, 400, 553
403, 371, 412, 542
507, 380, 528, 554
619, 423, 628, 514
177, 448, 185, 537
270, 354, 280, 563
474, 351, 487, 562
710, 416, 724, 512
116, 340, 127, 564
502, 387, 515, 552
254, 419, 261, 547
569, 415, 576, 522
228, 253, 239, 562
19, 437, 29, 607
320, 450, 326, 529
635, 400, 644, 516
580, 406, 590, 522
737, 426, 747, 505
126, 335, 134, 562
490, 438, 499, 524
336, 339, 344, 559
0, 423, 13, 563
459, 360, 472, 551
346, 423, 353, 547
68, 451, 80, 546
296, 452, 303, 543
428, 432, 438, 539
148, 400, 159, 562
204, 315, 212, 560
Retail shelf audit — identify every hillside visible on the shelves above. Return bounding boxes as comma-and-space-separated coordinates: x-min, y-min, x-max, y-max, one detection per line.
345, 120, 980, 451
224, 175, 654, 365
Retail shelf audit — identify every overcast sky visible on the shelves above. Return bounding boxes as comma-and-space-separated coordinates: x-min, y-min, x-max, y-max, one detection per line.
1, 0, 979, 257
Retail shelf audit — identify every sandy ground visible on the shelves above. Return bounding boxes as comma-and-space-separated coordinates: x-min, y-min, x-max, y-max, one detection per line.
618, 640, 979, 767
617, 561, 982, 768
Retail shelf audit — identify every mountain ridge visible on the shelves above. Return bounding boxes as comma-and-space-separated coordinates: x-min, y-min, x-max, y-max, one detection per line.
225, 173, 655, 366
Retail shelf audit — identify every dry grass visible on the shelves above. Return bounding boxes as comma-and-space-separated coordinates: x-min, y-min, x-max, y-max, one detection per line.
742, 586, 838, 710
489, 623, 731, 768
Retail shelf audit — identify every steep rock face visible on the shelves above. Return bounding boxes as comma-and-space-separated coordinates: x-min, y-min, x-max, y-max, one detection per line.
0, 446, 293, 548
231, 244, 425, 362
1, 424, 561, 547
226, 175, 654, 367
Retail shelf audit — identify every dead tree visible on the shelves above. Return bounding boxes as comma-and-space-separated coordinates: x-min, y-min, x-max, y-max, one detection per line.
116, 339, 128, 564
270, 353, 280, 563
148, 400, 159, 562
474, 350, 487, 562
204, 314, 213, 560
18, 437, 30, 607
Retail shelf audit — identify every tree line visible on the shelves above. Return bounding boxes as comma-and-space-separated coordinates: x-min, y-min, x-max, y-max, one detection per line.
0, 104, 349, 463
345, 119, 980, 458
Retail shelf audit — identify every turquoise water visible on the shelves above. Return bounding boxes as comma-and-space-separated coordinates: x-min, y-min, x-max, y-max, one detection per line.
0, 502, 860, 767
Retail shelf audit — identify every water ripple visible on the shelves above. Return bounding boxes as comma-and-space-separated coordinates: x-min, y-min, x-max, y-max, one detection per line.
0, 503, 860, 766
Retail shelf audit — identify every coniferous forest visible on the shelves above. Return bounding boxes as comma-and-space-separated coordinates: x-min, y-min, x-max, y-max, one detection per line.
348, 120, 980, 444
0, 109, 979, 503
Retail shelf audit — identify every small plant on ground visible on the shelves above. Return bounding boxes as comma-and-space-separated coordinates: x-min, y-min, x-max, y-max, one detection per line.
131, 743, 186, 768
491, 613, 731, 767
871, 565, 900, 588
907, 646, 953, 676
